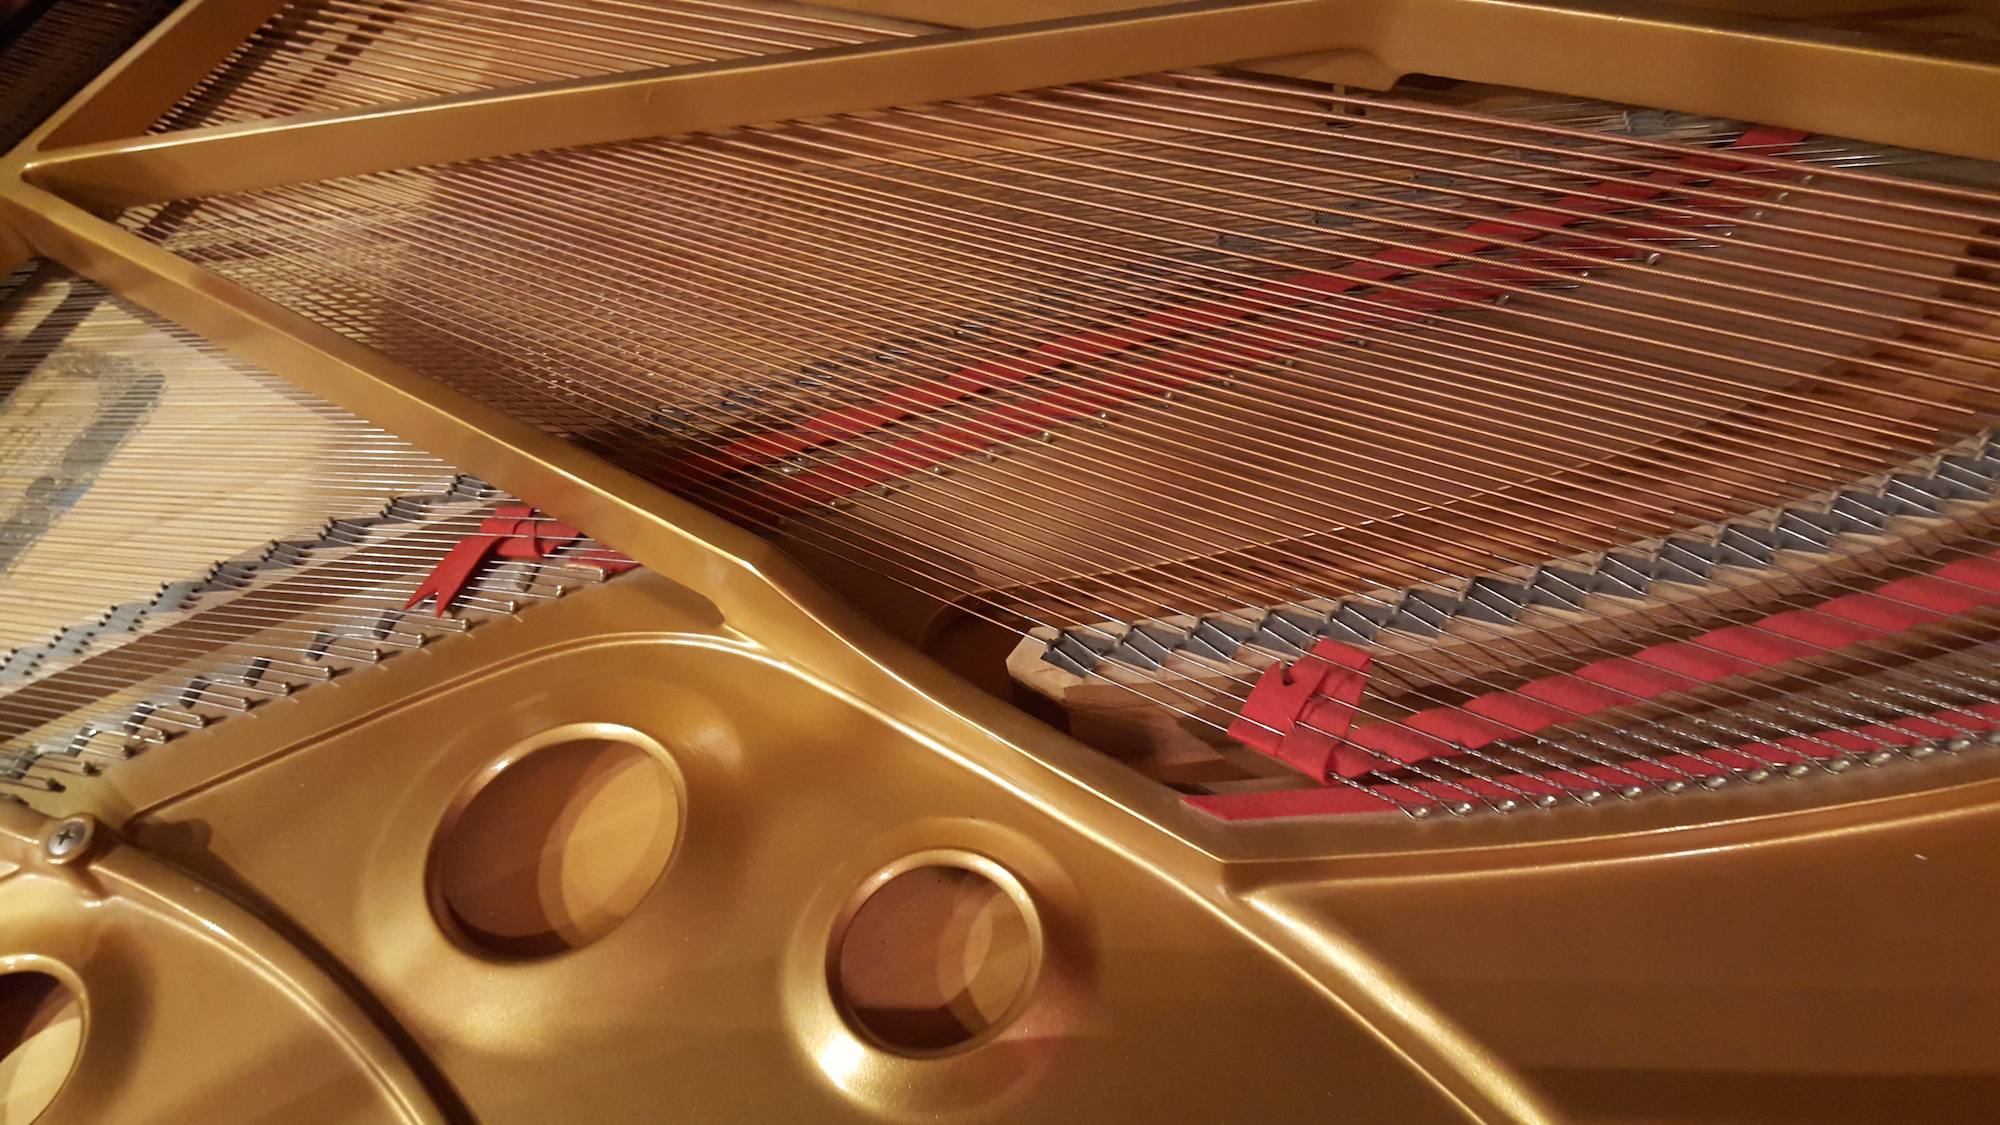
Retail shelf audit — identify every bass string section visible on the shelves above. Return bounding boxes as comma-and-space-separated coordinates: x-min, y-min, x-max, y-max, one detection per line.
0, 269, 642, 792
116, 55, 2000, 819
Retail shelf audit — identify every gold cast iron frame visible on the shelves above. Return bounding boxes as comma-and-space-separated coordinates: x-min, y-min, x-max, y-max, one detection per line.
8, 0, 2000, 871
7, 4, 2000, 1122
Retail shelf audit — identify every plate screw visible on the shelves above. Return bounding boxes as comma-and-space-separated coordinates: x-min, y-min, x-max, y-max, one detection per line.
44, 816, 95, 863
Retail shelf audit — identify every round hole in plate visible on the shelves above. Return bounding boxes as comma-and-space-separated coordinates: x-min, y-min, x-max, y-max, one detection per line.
832, 857, 1039, 1054
0, 971, 83, 1124
433, 733, 680, 958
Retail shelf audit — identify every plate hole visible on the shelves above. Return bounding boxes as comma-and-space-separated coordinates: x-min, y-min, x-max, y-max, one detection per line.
0, 972, 82, 1124
435, 736, 679, 958
835, 865, 1035, 1053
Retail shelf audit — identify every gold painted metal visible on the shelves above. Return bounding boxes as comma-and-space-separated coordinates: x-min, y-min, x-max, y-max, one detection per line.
0, 968, 84, 1125
802, 0, 2000, 102
114, 572, 1540, 1124
0, 801, 452, 1124
20, 0, 2000, 214
4, 0, 2000, 1122
427, 723, 686, 959
30, 0, 287, 151
828, 848, 1044, 1056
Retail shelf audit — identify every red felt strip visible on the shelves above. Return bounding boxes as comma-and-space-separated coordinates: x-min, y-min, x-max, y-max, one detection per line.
1227, 640, 1374, 779
1819, 591, 1938, 631
1516, 675, 1630, 715
1463, 690, 1578, 730
1189, 699, 1998, 821
1233, 541, 2000, 784
1403, 707, 1518, 747
1880, 573, 2000, 614
405, 508, 585, 615
1937, 554, 2000, 590
1575, 657, 1702, 698
1700, 625, 1821, 665
1754, 609, 1885, 649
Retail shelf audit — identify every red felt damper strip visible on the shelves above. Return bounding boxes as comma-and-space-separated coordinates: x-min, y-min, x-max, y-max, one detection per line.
405, 507, 636, 615
1227, 639, 1374, 779
676, 127, 1806, 514
1221, 545, 2000, 782
1186, 701, 2000, 820
1510, 562, 2000, 743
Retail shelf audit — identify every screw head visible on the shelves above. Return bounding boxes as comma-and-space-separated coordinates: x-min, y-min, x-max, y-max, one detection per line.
43, 816, 95, 864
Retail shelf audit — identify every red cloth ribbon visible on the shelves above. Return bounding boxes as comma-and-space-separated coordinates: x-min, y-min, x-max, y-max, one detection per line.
404, 506, 637, 615
1228, 639, 1374, 780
